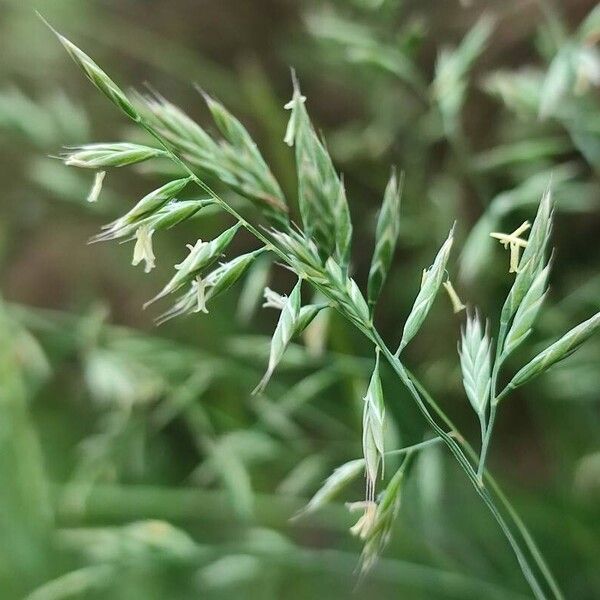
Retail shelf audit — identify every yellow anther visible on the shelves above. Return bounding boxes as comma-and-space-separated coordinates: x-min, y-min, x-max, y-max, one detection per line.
347, 501, 378, 540
490, 221, 531, 274
443, 280, 466, 314
510, 221, 531, 238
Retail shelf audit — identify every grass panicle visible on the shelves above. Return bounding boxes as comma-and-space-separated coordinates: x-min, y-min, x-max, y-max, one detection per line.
44, 18, 600, 596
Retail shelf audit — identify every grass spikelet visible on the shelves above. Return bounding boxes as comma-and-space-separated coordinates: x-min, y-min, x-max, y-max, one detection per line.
40, 14, 140, 121
356, 456, 409, 575
253, 279, 302, 395
141, 91, 288, 223
62, 143, 166, 169
507, 312, 600, 391
501, 186, 554, 329
502, 261, 551, 358
459, 311, 492, 418
397, 226, 454, 354
333, 180, 352, 272
123, 178, 192, 224
204, 250, 265, 304
145, 223, 241, 306
294, 458, 364, 518
362, 351, 385, 502
285, 74, 344, 258
367, 169, 403, 313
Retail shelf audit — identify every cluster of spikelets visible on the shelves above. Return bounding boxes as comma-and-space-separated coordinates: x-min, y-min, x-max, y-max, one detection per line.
462, 188, 600, 482
45, 17, 600, 580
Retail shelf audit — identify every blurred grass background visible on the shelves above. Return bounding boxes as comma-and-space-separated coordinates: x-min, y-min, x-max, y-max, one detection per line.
1, 0, 599, 598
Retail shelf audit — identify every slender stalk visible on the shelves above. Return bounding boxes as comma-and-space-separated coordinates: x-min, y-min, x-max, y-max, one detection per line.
385, 436, 444, 457
372, 333, 547, 599
495, 385, 512, 404
478, 320, 508, 481
408, 371, 564, 600
479, 414, 487, 448
478, 400, 498, 482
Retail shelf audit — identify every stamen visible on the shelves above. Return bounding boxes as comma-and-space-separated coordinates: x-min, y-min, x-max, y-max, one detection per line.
443, 280, 466, 313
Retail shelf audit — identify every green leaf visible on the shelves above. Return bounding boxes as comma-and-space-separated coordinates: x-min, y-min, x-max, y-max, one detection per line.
305, 9, 426, 93
483, 68, 544, 117
472, 136, 571, 172
25, 565, 114, 600
577, 4, 600, 43
433, 16, 494, 132
206, 436, 255, 519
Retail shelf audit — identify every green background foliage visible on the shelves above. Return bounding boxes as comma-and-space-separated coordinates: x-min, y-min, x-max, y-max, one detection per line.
0, 0, 599, 598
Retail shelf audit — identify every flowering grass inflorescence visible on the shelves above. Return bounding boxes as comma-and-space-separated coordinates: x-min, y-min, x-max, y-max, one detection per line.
45, 16, 600, 598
